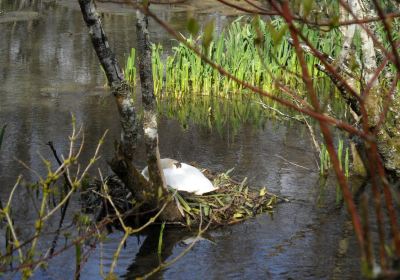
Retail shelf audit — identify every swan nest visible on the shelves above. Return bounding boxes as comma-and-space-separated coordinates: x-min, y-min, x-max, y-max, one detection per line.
82, 167, 286, 228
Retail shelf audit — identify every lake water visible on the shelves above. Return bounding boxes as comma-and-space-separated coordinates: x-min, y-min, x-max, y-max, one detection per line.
0, 1, 361, 279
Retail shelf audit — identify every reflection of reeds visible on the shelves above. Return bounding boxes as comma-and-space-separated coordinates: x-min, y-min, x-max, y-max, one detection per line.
319, 138, 350, 203
320, 139, 350, 177
125, 17, 344, 134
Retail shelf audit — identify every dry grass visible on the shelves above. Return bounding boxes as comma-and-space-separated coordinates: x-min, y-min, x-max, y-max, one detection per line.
82, 167, 285, 229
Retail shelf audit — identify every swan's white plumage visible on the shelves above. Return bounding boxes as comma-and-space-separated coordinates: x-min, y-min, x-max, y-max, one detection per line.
141, 158, 217, 195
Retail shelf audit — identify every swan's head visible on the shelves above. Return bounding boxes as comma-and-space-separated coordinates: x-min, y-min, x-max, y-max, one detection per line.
141, 158, 182, 180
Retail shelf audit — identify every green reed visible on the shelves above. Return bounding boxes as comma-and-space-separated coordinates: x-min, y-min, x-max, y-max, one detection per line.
319, 138, 350, 203
125, 17, 345, 134
126, 18, 342, 95
124, 47, 136, 86
152, 44, 164, 95
320, 143, 330, 176
320, 139, 350, 176
336, 139, 344, 202
124, 15, 399, 134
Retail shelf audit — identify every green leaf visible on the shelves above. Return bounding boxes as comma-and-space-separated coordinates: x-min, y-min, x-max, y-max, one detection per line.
267, 196, 276, 206
233, 213, 243, 219
158, 222, 165, 258
203, 205, 210, 217
202, 20, 215, 50
75, 242, 82, 269
176, 192, 192, 213
187, 18, 200, 36
267, 22, 287, 47
259, 187, 267, 197
331, 15, 340, 28
251, 16, 263, 45
239, 177, 247, 192
303, 0, 313, 17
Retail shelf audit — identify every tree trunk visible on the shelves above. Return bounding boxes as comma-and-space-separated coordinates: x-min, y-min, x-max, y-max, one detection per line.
136, 10, 182, 221
78, 0, 138, 158
136, 10, 166, 194
335, 0, 400, 177
78, 0, 181, 221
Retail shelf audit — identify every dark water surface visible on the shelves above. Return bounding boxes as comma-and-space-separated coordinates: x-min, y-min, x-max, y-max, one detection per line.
0, 1, 361, 279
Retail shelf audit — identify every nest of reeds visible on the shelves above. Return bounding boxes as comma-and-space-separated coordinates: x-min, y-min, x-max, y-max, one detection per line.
81, 168, 286, 228
174, 168, 281, 227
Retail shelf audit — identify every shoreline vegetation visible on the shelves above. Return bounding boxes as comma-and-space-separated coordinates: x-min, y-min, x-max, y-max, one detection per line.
2, 0, 400, 278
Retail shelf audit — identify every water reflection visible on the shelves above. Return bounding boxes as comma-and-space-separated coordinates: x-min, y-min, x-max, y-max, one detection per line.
123, 227, 201, 279
0, 1, 362, 279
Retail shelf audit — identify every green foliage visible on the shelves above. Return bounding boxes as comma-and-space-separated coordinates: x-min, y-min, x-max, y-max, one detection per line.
157, 222, 166, 259
0, 122, 106, 278
319, 139, 350, 176
171, 169, 277, 226
302, 0, 314, 17
267, 21, 287, 46
125, 17, 344, 134
320, 143, 330, 176
124, 48, 136, 86
319, 138, 350, 203
202, 20, 215, 50
187, 18, 200, 37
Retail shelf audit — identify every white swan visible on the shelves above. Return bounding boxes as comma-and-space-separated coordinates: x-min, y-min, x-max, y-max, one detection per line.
141, 158, 217, 195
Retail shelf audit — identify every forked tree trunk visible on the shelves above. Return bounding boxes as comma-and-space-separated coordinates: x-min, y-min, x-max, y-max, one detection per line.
78, 0, 181, 221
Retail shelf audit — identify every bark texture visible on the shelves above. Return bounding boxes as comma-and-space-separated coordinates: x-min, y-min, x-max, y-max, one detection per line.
136, 10, 182, 221
78, 0, 181, 220
335, 0, 400, 177
136, 10, 167, 193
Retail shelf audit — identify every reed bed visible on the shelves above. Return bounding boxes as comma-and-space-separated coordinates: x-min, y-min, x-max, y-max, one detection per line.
124, 16, 400, 134
175, 167, 279, 227
125, 17, 346, 132
155, 18, 341, 98
123, 17, 381, 177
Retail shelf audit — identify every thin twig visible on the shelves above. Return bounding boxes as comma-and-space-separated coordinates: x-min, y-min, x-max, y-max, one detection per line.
274, 154, 311, 171
2, 176, 24, 263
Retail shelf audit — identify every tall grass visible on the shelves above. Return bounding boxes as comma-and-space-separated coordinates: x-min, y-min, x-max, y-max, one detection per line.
124, 48, 136, 86
320, 139, 350, 177
156, 18, 340, 97
125, 17, 345, 133
319, 138, 350, 203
